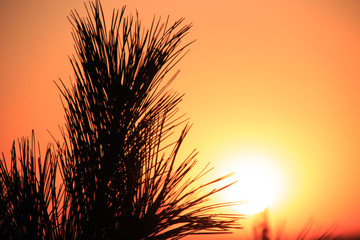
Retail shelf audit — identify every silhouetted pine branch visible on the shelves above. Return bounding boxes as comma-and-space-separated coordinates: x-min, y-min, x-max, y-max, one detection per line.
0, 1, 242, 239
0, 132, 64, 240
56, 1, 241, 239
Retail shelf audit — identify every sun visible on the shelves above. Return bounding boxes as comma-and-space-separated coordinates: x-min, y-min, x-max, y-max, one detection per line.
223, 151, 283, 215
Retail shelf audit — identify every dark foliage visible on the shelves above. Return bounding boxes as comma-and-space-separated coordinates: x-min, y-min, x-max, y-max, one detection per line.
0, 133, 64, 240
57, 1, 241, 239
0, 1, 241, 239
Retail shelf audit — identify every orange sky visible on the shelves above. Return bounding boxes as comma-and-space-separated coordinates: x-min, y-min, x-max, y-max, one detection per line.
1, 1, 360, 239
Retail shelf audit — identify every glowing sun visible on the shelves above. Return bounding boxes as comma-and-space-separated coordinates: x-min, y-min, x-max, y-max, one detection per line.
224, 151, 283, 215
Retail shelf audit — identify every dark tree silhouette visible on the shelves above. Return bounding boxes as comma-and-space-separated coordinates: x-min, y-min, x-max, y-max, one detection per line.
0, 1, 241, 239
0, 133, 64, 239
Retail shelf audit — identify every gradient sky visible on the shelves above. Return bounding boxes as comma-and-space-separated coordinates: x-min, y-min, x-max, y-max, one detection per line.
1, 1, 360, 239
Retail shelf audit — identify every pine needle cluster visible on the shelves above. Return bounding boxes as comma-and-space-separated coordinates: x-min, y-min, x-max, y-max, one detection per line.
0, 1, 241, 239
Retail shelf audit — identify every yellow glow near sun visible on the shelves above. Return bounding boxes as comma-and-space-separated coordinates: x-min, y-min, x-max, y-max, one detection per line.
224, 151, 283, 215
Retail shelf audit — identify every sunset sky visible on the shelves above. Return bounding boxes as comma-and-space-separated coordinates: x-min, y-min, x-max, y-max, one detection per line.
1, 0, 360, 239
